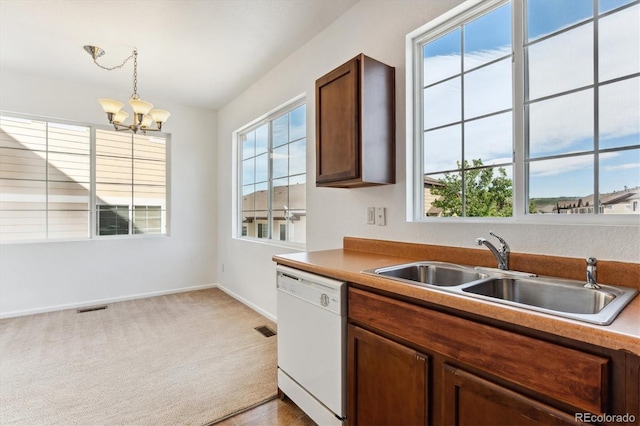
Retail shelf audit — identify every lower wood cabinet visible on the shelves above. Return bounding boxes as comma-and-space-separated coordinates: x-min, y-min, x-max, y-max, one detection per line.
347, 286, 639, 426
442, 365, 585, 426
348, 325, 428, 425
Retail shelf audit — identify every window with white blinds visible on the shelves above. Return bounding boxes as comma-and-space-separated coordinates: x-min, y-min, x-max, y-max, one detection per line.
0, 114, 168, 242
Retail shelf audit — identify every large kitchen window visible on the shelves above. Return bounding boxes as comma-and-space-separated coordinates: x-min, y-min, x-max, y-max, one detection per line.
237, 97, 306, 245
408, 0, 639, 221
0, 114, 169, 242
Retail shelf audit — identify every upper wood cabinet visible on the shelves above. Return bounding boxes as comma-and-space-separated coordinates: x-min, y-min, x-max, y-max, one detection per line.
315, 54, 395, 188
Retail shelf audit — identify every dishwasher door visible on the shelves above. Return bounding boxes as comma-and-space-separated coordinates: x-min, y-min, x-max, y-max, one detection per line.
276, 265, 346, 420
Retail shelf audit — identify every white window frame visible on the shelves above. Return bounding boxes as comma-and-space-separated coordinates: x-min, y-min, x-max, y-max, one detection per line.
233, 94, 307, 249
0, 111, 171, 243
406, 0, 638, 226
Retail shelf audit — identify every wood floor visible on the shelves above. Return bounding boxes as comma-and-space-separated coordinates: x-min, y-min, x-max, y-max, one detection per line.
215, 397, 316, 426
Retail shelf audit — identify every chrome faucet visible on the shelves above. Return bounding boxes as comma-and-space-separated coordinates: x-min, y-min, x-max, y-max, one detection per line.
476, 232, 510, 270
585, 257, 600, 289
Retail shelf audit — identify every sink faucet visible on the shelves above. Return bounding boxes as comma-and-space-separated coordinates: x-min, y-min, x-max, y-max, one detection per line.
585, 257, 600, 289
476, 232, 510, 270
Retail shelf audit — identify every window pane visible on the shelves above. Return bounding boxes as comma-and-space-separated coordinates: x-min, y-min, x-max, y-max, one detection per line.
423, 29, 461, 87
134, 158, 165, 186
48, 181, 89, 210
600, 77, 640, 150
465, 165, 513, 217
48, 210, 89, 239
424, 172, 461, 217
528, 155, 594, 202
242, 158, 254, 184
0, 117, 47, 151
134, 185, 165, 206
96, 183, 132, 205
528, 89, 594, 158
599, 5, 640, 82
464, 57, 511, 119
273, 178, 289, 211
0, 179, 46, 210
242, 131, 255, 160
0, 147, 46, 181
289, 105, 306, 141
255, 124, 268, 155
424, 77, 461, 129
134, 135, 165, 161
289, 139, 306, 177
527, 0, 593, 41
254, 182, 268, 211
600, 149, 639, 202
273, 115, 288, 148
599, 0, 634, 14
97, 156, 132, 184
242, 184, 255, 211
0, 210, 46, 241
527, 23, 593, 100
465, 112, 513, 165
97, 205, 129, 235
424, 124, 461, 173
464, 3, 511, 71
288, 176, 306, 210
272, 145, 288, 179
255, 153, 268, 183
96, 130, 131, 157
48, 152, 90, 183
133, 206, 163, 234
48, 124, 90, 155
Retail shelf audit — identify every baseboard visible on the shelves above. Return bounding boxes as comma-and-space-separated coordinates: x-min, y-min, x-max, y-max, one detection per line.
0, 283, 218, 319
216, 283, 277, 323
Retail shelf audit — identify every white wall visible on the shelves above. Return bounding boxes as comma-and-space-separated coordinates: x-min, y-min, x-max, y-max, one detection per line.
216, 0, 640, 320
0, 70, 217, 317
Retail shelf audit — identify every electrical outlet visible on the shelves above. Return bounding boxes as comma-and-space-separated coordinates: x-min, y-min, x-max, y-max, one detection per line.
367, 207, 375, 225
376, 207, 386, 226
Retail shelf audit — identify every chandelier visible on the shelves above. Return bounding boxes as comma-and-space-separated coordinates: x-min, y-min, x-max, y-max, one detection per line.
84, 45, 170, 133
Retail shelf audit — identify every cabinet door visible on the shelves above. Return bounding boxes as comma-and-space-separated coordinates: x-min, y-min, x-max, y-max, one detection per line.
348, 325, 428, 426
316, 57, 359, 184
442, 365, 587, 426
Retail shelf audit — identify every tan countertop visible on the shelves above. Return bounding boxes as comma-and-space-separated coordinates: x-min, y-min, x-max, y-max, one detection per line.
273, 241, 640, 355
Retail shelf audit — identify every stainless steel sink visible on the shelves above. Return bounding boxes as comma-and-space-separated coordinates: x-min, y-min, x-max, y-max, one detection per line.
463, 278, 615, 314
461, 277, 636, 324
369, 262, 488, 287
363, 261, 638, 325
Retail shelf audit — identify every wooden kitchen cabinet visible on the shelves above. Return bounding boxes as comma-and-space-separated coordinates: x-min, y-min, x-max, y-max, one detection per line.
348, 325, 428, 426
315, 54, 395, 187
442, 365, 584, 426
347, 287, 638, 426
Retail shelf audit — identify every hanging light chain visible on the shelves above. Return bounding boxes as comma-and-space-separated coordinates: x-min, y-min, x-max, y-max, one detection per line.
132, 50, 139, 100
92, 49, 136, 71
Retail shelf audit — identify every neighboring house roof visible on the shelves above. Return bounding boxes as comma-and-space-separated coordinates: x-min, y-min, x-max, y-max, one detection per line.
423, 175, 444, 187
555, 187, 640, 212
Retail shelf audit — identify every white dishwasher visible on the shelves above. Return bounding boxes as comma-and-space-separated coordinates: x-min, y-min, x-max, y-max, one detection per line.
276, 265, 347, 426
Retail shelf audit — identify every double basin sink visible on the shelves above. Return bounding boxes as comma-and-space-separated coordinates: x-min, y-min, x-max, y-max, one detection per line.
363, 261, 637, 325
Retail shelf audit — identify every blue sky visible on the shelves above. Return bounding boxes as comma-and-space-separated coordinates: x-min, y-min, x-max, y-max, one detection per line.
422, 0, 639, 201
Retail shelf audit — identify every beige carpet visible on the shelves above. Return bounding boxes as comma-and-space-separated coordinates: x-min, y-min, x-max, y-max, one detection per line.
0, 288, 277, 426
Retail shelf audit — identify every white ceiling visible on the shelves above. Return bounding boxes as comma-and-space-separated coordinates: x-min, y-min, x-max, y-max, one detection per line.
0, 0, 359, 110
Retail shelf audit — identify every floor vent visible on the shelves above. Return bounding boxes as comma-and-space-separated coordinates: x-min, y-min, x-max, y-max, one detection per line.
77, 305, 108, 313
254, 325, 276, 337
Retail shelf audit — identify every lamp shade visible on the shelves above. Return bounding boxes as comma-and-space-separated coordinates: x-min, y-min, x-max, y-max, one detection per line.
140, 114, 153, 128
113, 110, 129, 124
149, 109, 171, 123
99, 99, 124, 114
129, 98, 153, 115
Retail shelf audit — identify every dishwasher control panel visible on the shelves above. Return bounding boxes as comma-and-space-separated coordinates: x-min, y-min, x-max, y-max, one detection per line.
276, 266, 346, 315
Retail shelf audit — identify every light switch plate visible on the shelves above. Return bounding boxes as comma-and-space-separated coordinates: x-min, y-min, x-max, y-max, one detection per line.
376, 207, 386, 226
367, 207, 375, 225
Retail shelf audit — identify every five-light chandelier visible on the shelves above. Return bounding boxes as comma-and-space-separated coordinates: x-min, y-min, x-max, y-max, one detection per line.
84, 45, 170, 133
